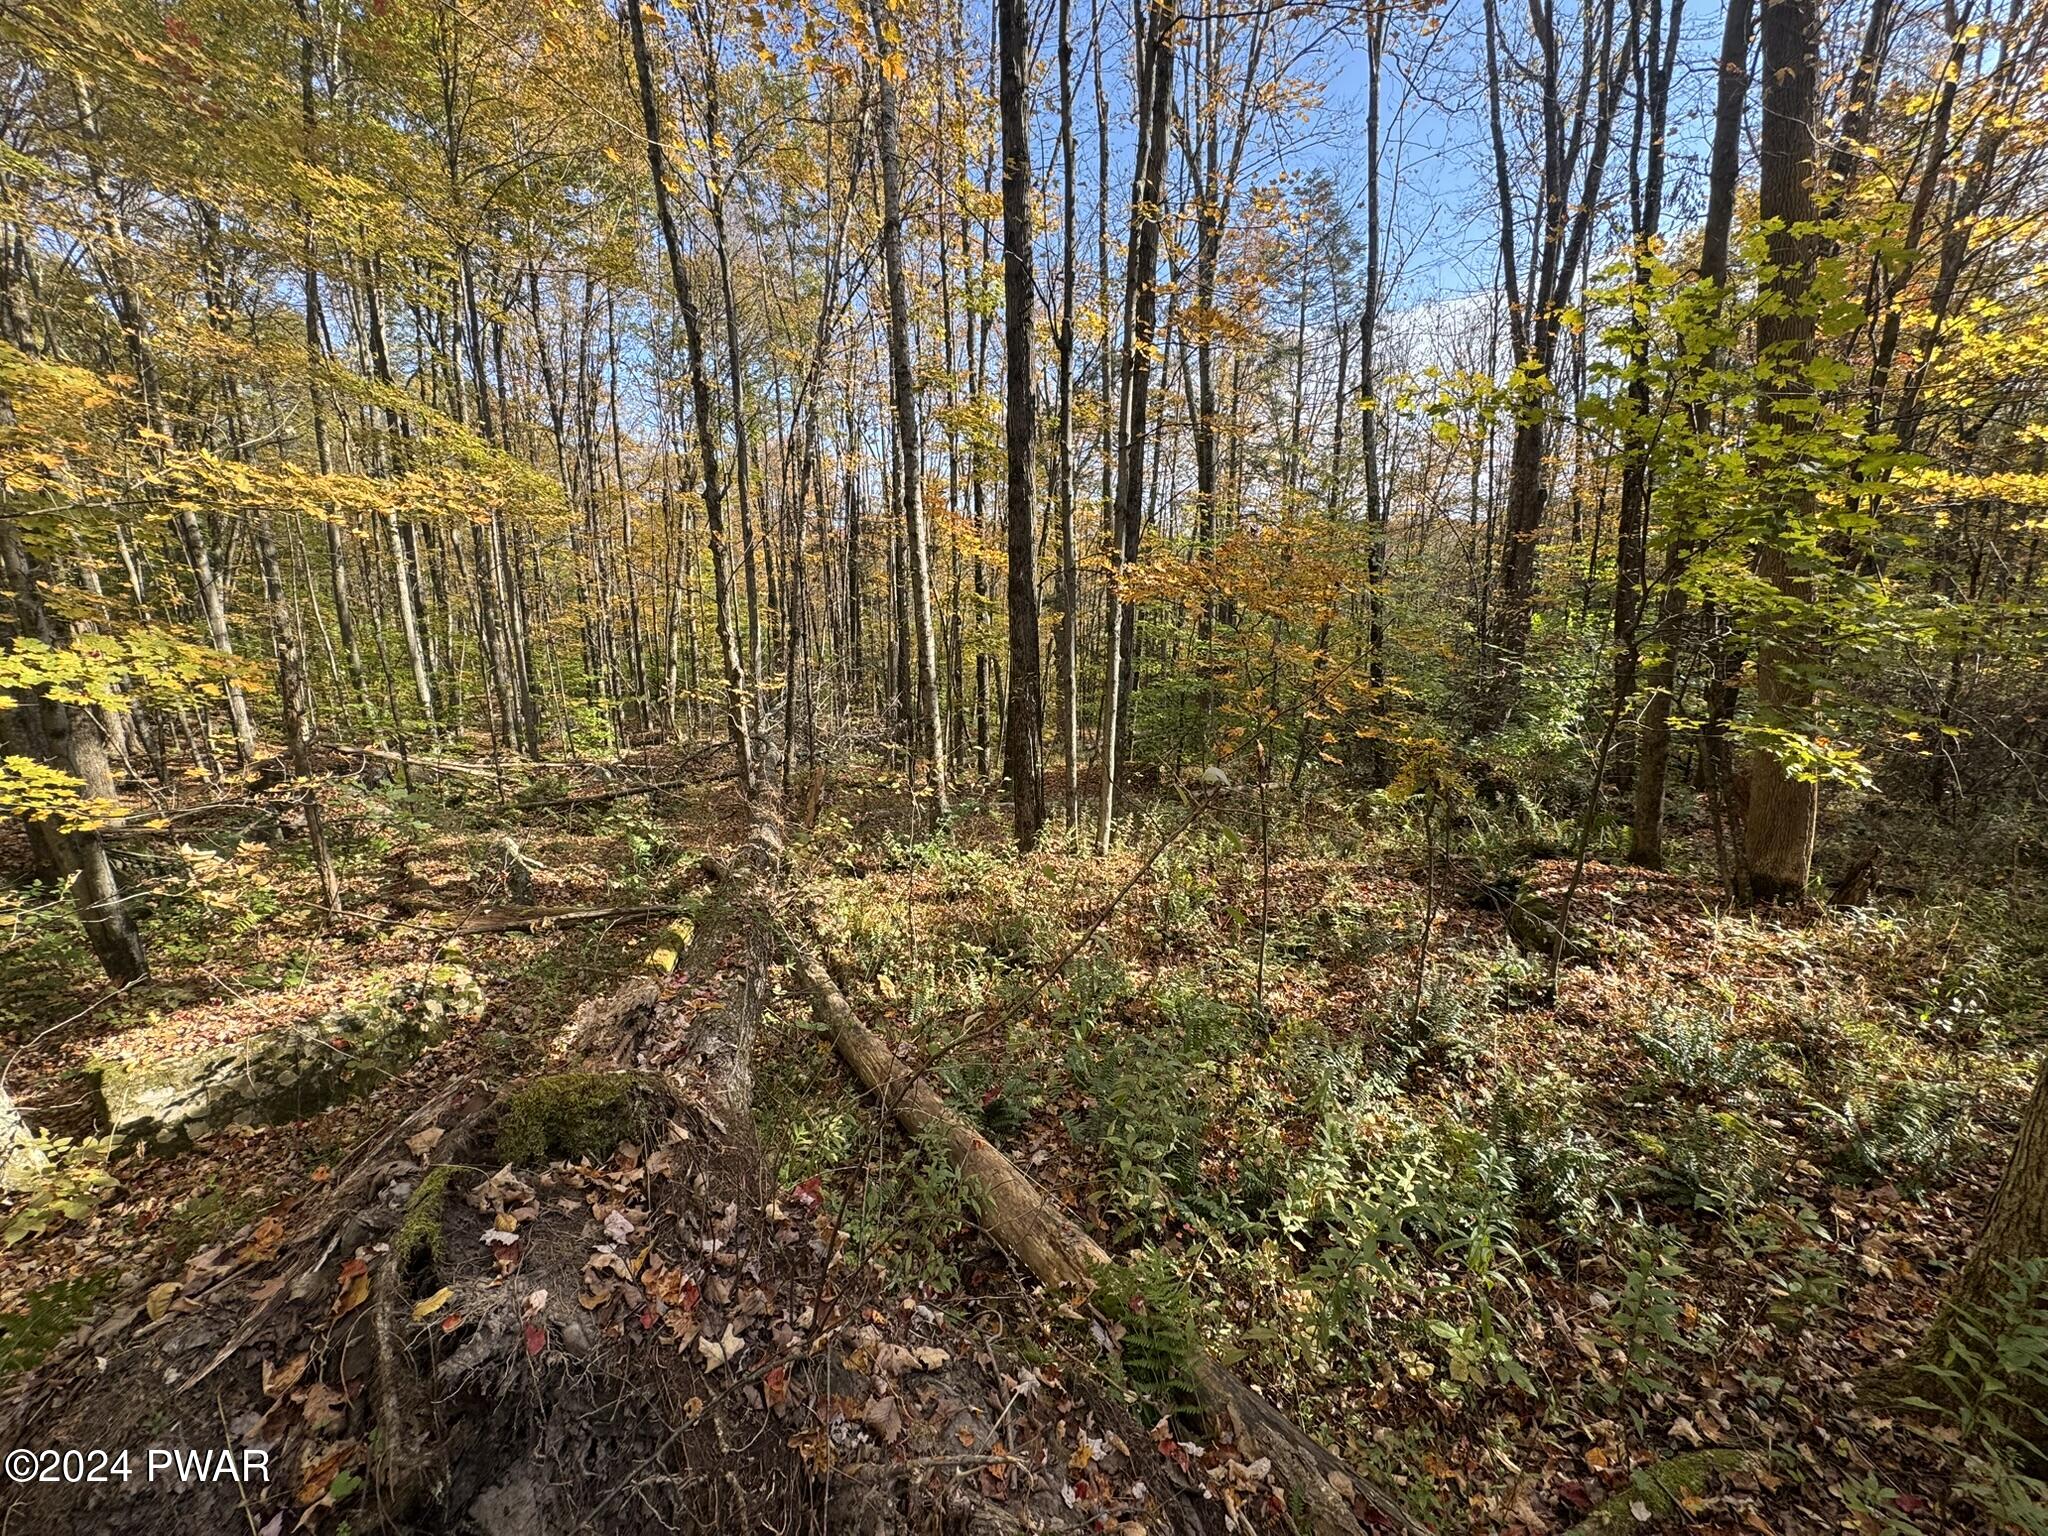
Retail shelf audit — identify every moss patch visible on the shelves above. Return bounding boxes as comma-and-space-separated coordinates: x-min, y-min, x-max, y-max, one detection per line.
493, 1072, 658, 1166
394, 1164, 457, 1272
0, 1272, 114, 1380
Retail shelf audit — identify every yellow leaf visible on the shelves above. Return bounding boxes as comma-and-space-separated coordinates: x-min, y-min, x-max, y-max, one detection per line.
411, 1287, 454, 1321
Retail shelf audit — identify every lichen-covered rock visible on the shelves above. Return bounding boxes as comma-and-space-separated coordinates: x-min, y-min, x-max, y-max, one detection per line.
0, 1090, 47, 1194
90, 964, 488, 1156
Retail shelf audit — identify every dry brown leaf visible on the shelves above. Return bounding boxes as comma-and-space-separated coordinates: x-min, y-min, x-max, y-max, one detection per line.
262, 1352, 310, 1398
697, 1323, 746, 1371
144, 1280, 180, 1322
331, 1257, 370, 1319
405, 1126, 445, 1159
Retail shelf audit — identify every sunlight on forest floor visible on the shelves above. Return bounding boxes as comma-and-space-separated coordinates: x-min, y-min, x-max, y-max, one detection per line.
3, 749, 2044, 1532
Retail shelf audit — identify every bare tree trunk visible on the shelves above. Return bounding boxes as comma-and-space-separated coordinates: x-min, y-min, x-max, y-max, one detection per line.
360, 264, 442, 738
1742, 0, 1822, 903
1927, 1057, 2048, 1362
1630, 0, 1752, 866
0, 524, 147, 983
1358, 1, 1389, 784
1095, 0, 1176, 854
1479, 0, 1627, 713
693, 3, 766, 716
1055, 0, 1081, 831
71, 80, 260, 767
873, 13, 948, 817
626, 0, 755, 795
999, 0, 1046, 850
1610, 0, 1681, 749
255, 518, 342, 915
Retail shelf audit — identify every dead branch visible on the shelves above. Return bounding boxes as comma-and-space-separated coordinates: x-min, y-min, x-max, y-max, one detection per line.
451, 903, 687, 935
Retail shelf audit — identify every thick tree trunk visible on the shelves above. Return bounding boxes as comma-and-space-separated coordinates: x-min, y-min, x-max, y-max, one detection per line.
1942, 1057, 2048, 1329
1742, 0, 1822, 903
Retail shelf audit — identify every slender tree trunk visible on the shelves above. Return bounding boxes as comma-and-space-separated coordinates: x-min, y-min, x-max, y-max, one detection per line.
255, 518, 342, 914
1095, 0, 1176, 855
999, 0, 1046, 850
626, 0, 755, 794
1359, 3, 1389, 784
1611, 0, 1680, 749
873, 14, 948, 817
694, 6, 766, 714
0, 523, 147, 982
1631, 0, 1753, 866
1055, 0, 1081, 831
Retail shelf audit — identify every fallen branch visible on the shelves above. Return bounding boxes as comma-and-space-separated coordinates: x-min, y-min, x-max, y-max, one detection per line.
339, 746, 505, 781
519, 778, 686, 810
520, 742, 735, 810
785, 934, 1425, 1536
450, 903, 685, 935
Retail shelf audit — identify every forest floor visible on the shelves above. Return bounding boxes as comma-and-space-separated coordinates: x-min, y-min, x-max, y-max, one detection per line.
0, 743, 2042, 1534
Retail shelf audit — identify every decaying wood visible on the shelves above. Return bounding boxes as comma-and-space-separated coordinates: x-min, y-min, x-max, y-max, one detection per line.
369, 1251, 443, 1516
785, 933, 1424, 1536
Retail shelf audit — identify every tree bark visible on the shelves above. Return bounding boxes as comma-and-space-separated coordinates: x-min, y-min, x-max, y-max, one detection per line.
626, 0, 756, 796
1742, 0, 1822, 903
1629, 0, 1752, 867
998, 0, 1045, 850
1054, 0, 1081, 831
873, 16, 948, 817
1936, 1057, 2048, 1339
1094, 0, 1176, 854
0, 524, 147, 983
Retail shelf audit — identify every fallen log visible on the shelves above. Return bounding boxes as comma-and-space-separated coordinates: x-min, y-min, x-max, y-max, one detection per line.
786, 935, 1426, 1536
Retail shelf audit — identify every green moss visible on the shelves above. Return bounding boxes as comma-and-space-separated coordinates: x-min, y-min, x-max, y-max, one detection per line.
0, 1272, 114, 1380
492, 1072, 657, 1166
394, 1164, 456, 1272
